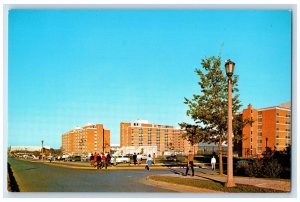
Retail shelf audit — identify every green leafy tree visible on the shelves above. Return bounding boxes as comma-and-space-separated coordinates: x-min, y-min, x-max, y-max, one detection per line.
180, 56, 242, 175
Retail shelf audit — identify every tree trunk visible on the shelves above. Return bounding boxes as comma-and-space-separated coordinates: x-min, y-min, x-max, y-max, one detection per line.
218, 138, 223, 175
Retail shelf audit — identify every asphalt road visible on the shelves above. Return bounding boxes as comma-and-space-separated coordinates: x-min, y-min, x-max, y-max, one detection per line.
8, 157, 199, 192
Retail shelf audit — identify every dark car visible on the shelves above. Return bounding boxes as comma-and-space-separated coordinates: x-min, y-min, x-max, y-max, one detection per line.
237, 158, 253, 165
70, 155, 81, 162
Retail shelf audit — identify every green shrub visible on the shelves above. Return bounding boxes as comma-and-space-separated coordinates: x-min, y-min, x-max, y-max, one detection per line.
262, 159, 282, 178
246, 159, 264, 177
246, 158, 282, 178
235, 162, 249, 176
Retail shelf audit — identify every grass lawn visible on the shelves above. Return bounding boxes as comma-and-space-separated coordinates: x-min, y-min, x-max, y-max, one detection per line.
149, 176, 286, 193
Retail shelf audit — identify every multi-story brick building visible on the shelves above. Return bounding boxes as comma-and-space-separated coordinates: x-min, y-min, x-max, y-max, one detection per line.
242, 102, 291, 158
62, 123, 110, 155
120, 120, 197, 156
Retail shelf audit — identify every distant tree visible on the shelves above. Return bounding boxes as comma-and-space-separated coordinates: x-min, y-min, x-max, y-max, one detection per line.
180, 56, 244, 175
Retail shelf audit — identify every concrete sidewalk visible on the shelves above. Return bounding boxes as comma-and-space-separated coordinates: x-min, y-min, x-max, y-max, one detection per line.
197, 174, 291, 192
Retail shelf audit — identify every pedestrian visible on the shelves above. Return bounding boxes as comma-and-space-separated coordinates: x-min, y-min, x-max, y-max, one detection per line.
185, 150, 194, 176
93, 152, 98, 168
113, 155, 117, 166
106, 152, 111, 167
146, 154, 153, 171
137, 153, 142, 165
133, 153, 137, 165
101, 153, 107, 169
211, 155, 216, 171
89, 153, 94, 166
96, 153, 101, 169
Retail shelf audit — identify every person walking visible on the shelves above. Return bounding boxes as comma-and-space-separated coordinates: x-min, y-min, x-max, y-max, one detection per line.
146, 154, 153, 171
211, 156, 216, 171
96, 153, 101, 169
137, 153, 141, 165
106, 152, 111, 167
113, 155, 117, 166
185, 150, 194, 176
133, 153, 137, 165
101, 153, 107, 169
89, 152, 94, 166
93, 152, 98, 168
89, 153, 94, 166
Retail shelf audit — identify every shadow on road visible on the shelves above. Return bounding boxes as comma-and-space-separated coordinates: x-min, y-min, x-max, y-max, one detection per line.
165, 166, 224, 186
166, 167, 185, 175
194, 175, 225, 186
7, 163, 20, 192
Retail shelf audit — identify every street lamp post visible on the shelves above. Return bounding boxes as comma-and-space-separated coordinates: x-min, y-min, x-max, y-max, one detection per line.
41, 140, 44, 161
225, 59, 236, 187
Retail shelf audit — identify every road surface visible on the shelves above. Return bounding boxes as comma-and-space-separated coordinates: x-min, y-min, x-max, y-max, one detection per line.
8, 157, 211, 192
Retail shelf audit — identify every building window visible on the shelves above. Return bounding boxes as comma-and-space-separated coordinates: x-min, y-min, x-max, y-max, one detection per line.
139, 128, 143, 146
148, 128, 152, 145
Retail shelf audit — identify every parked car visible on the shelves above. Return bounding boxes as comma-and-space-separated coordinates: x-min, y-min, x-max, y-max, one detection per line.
237, 159, 253, 165
61, 154, 70, 161
137, 154, 148, 160
70, 155, 81, 162
47, 156, 53, 161
111, 155, 130, 164
81, 155, 89, 162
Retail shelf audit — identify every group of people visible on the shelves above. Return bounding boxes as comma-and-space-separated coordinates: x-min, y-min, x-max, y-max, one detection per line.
185, 151, 217, 177
132, 153, 155, 171
88, 151, 217, 174
89, 152, 111, 169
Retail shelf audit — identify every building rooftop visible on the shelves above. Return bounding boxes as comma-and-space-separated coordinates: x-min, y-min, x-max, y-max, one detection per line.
133, 120, 149, 124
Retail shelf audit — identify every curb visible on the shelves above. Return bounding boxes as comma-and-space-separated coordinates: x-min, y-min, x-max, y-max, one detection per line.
32, 160, 195, 170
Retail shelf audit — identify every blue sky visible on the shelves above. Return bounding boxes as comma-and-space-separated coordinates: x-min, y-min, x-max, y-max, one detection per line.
8, 10, 291, 148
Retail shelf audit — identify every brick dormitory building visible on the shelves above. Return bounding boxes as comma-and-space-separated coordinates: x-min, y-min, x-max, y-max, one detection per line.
242, 102, 291, 158
62, 123, 110, 155
120, 120, 198, 156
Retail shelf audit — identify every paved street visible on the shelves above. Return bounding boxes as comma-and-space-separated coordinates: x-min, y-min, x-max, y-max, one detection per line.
8, 157, 208, 192
7, 157, 291, 193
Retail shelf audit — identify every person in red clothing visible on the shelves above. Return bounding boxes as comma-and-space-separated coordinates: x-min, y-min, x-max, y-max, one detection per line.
101, 153, 107, 169
93, 152, 98, 168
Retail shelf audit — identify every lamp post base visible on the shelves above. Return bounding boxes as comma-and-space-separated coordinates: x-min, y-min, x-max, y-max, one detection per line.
225, 181, 236, 188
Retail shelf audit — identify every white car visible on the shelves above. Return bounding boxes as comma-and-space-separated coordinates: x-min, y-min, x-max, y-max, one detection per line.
47, 156, 53, 160
137, 154, 148, 160
111, 155, 130, 164
81, 156, 89, 162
